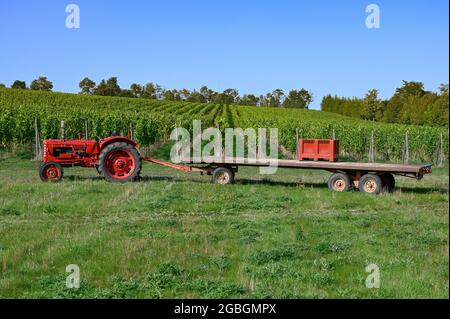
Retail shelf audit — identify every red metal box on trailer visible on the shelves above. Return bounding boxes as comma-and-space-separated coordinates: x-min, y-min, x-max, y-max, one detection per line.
298, 139, 339, 162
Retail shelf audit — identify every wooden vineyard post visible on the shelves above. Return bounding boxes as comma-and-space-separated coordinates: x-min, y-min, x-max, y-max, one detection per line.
368, 129, 375, 163
85, 121, 88, 140
130, 123, 134, 141
295, 128, 299, 160
402, 132, 409, 164
438, 133, 444, 167
332, 128, 336, 140
61, 120, 65, 140
34, 117, 42, 160
175, 126, 180, 162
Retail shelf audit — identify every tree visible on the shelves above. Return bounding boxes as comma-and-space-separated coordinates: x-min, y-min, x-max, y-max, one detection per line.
283, 89, 313, 109
0, 83, 5, 88
105, 77, 121, 96
163, 89, 181, 101
119, 89, 134, 98
11, 80, 27, 89
93, 77, 121, 96
142, 83, 157, 99
78, 77, 96, 94
130, 83, 143, 98
223, 88, 239, 104
30, 76, 53, 91
187, 90, 206, 103
361, 89, 384, 121
93, 80, 108, 96
213, 89, 239, 105
154, 84, 163, 100
424, 84, 449, 127
199, 85, 216, 103
265, 89, 285, 107
238, 94, 259, 106
179, 88, 191, 101
383, 81, 426, 123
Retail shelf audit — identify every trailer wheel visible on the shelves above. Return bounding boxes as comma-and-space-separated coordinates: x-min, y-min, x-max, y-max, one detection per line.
212, 167, 234, 185
39, 162, 64, 182
327, 173, 351, 192
380, 173, 395, 193
359, 174, 382, 194
98, 142, 141, 183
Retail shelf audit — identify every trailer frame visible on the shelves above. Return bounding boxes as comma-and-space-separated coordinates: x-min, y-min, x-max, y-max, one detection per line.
141, 155, 432, 193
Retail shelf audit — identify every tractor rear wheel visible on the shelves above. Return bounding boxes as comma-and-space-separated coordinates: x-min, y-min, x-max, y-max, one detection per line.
98, 142, 141, 183
39, 162, 64, 182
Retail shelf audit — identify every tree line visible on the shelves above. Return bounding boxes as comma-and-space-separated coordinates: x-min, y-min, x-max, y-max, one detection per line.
1, 77, 54, 92
1, 76, 313, 109
2, 77, 448, 127
321, 81, 449, 127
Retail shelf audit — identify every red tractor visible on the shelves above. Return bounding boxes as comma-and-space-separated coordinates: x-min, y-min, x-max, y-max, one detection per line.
39, 135, 142, 183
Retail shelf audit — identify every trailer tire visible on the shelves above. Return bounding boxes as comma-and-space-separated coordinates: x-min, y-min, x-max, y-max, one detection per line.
359, 174, 383, 194
98, 142, 141, 183
327, 173, 351, 192
380, 173, 395, 193
211, 167, 235, 185
39, 162, 64, 182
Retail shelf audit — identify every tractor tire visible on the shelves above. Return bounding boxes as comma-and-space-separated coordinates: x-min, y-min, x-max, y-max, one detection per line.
327, 173, 351, 192
39, 162, 64, 182
211, 167, 235, 185
98, 142, 141, 183
380, 173, 395, 193
359, 174, 383, 195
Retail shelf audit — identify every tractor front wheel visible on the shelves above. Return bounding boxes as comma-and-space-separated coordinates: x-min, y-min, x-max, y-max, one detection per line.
39, 162, 64, 182
98, 142, 141, 183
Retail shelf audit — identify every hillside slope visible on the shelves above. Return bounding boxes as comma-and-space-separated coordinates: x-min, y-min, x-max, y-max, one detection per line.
0, 88, 447, 162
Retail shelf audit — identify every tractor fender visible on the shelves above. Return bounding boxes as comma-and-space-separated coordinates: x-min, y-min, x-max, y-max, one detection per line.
99, 136, 139, 151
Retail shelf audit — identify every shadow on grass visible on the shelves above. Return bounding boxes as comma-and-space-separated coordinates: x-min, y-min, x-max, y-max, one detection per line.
238, 178, 329, 189
62, 175, 447, 194
396, 186, 448, 195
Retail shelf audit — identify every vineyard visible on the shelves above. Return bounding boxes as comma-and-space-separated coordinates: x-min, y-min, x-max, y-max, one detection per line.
0, 88, 448, 162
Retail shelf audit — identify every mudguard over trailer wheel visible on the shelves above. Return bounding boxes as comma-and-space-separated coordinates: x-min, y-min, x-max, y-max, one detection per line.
327, 173, 351, 192
39, 162, 64, 182
211, 167, 235, 185
359, 174, 383, 194
98, 142, 141, 183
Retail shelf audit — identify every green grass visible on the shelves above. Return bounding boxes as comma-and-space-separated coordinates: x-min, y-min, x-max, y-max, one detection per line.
0, 151, 448, 298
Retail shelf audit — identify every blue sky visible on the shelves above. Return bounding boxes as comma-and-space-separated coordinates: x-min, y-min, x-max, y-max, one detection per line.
0, 0, 448, 109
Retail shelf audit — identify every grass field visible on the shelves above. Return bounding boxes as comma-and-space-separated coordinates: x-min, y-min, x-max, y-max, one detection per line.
0, 148, 448, 298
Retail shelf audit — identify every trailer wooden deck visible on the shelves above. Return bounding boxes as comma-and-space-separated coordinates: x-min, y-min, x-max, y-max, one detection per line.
178, 157, 432, 178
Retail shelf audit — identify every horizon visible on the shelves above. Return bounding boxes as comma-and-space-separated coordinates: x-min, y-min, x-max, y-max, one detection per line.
0, 0, 449, 109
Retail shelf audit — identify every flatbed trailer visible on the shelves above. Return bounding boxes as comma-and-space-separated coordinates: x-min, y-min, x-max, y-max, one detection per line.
39, 134, 432, 194
142, 156, 432, 194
